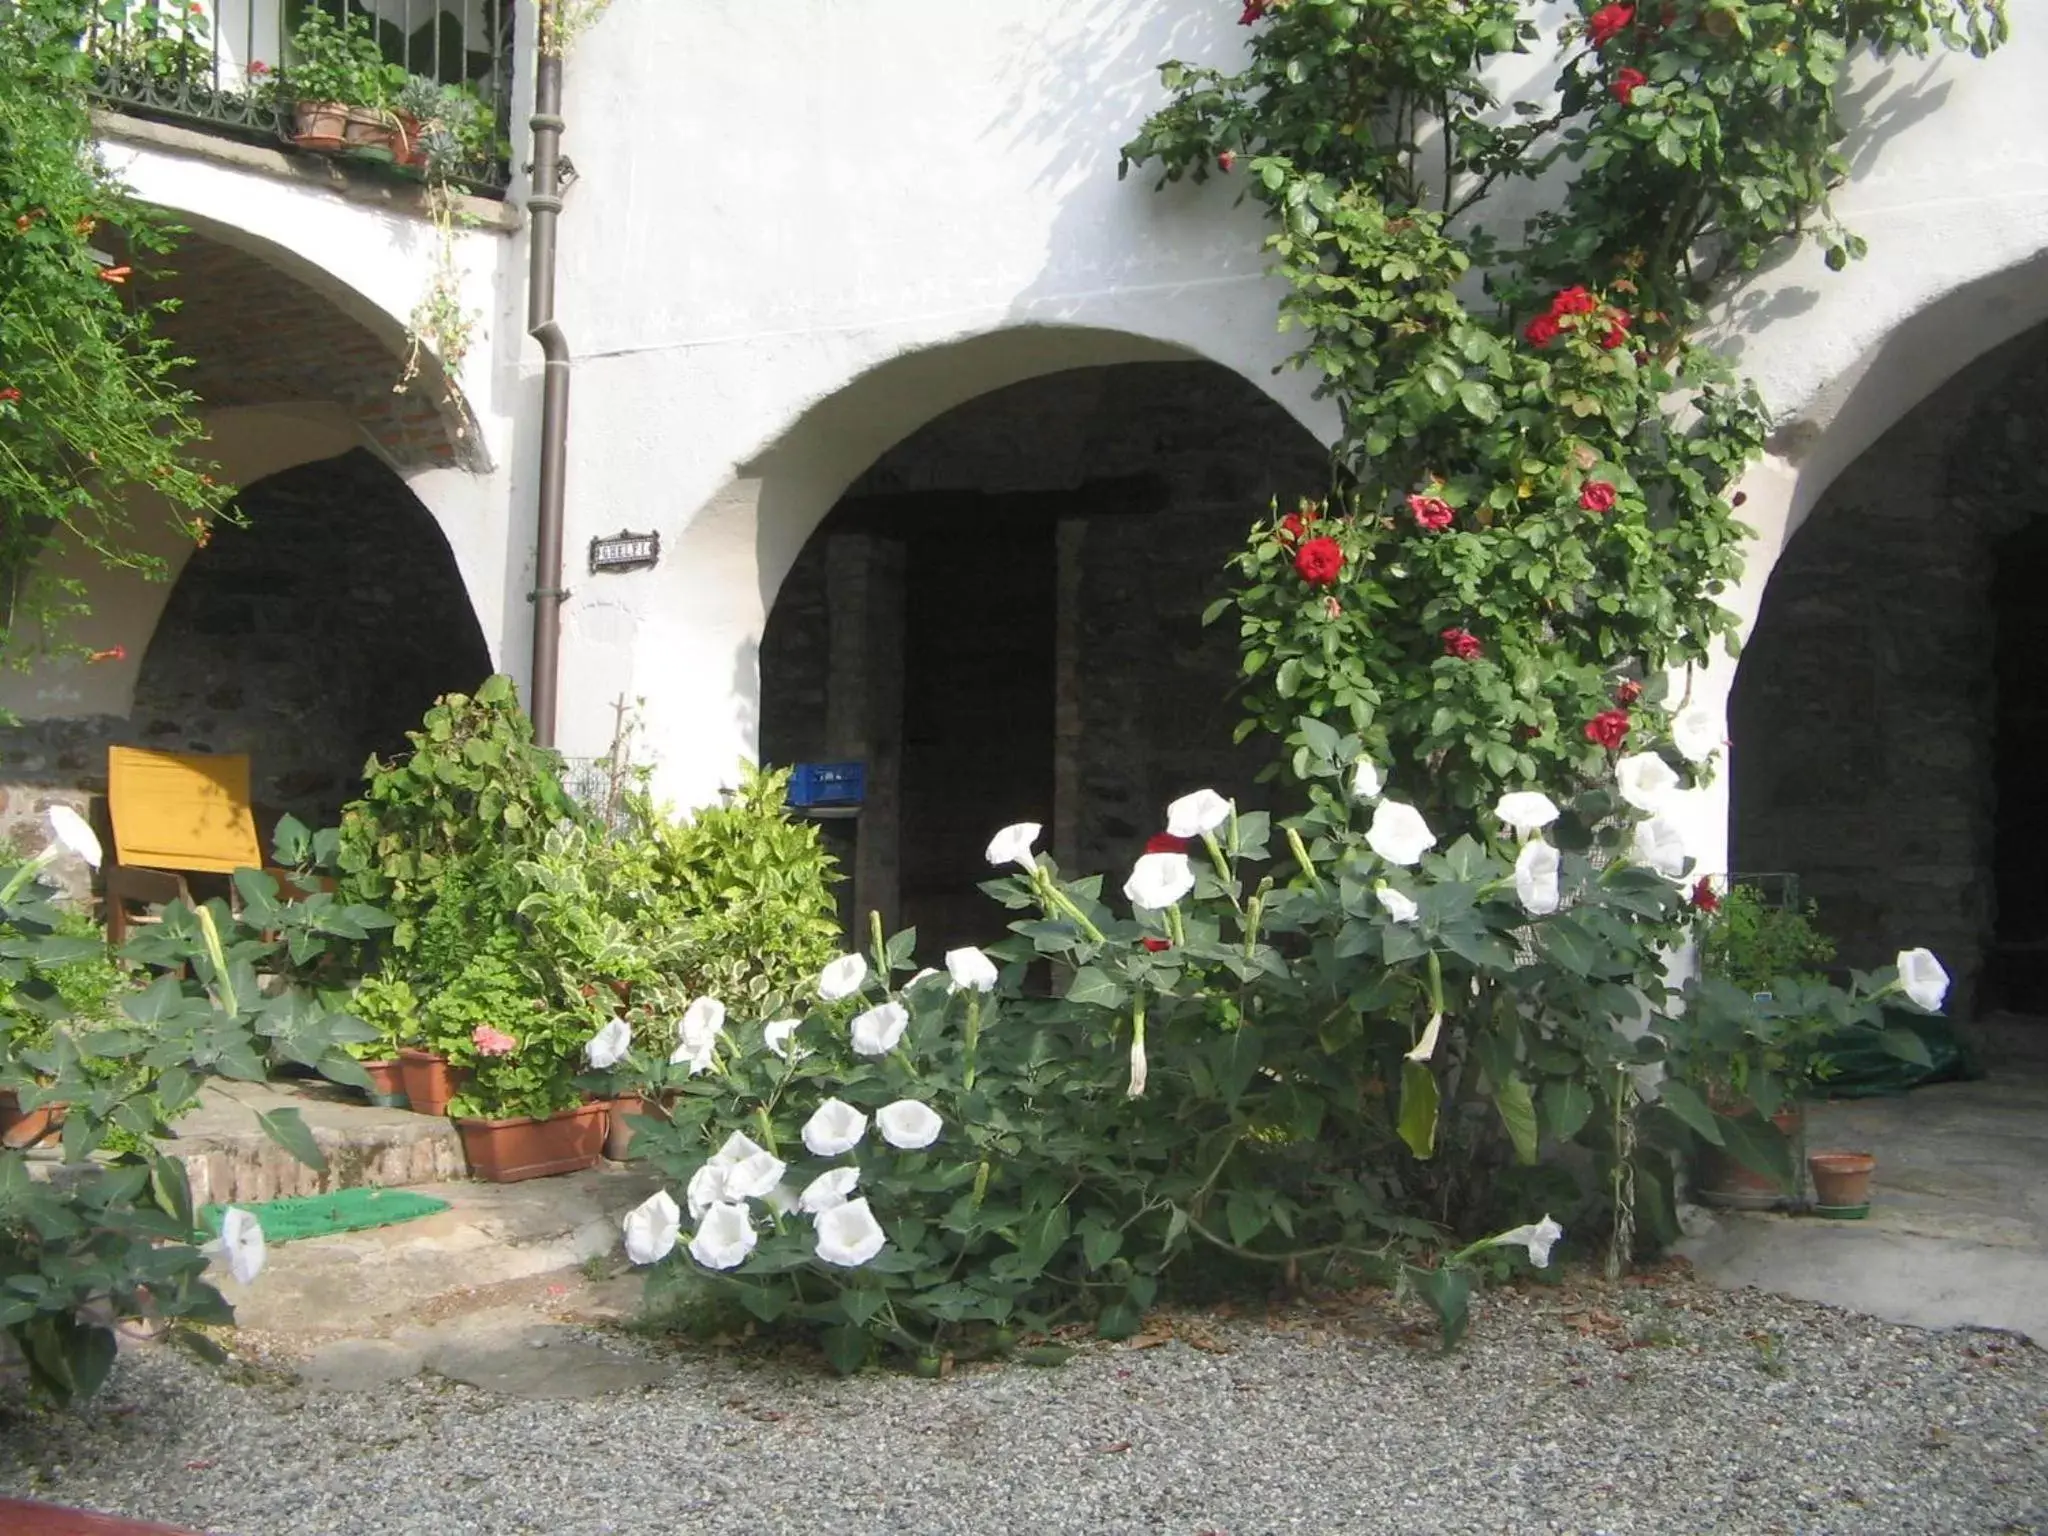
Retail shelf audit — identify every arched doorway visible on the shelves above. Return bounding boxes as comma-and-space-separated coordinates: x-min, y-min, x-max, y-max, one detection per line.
1731, 323, 2048, 1033
758, 360, 1328, 954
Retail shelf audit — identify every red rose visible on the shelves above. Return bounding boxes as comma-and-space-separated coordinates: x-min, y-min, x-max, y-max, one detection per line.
1218, 150, 1236, 172
1690, 877, 1721, 914
1524, 313, 1561, 347
1294, 535, 1344, 587
1600, 310, 1632, 349
248, 59, 270, 75
0, 387, 19, 404
1143, 937, 1171, 953
1441, 627, 1483, 661
1588, 3, 1635, 46
1615, 678, 1644, 705
1145, 833, 1189, 855
1550, 285, 1598, 317
1612, 67, 1648, 104
1583, 709, 1631, 749
1408, 494, 1454, 531
1239, 0, 1267, 23
1579, 481, 1617, 513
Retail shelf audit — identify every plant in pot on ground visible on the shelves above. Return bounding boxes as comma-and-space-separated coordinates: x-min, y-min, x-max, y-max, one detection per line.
344, 966, 418, 1108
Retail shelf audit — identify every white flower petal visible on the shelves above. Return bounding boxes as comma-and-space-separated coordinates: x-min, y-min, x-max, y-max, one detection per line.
813, 1197, 887, 1268
850, 1001, 909, 1057
688, 1201, 757, 1271
1376, 885, 1420, 924
1631, 816, 1688, 879
944, 946, 999, 995
817, 953, 869, 1003
1514, 839, 1561, 917
763, 1018, 803, 1059
1672, 703, 1724, 765
1492, 1215, 1564, 1268
801, 1098, 868, 1158
1123, 851, 1195, 910
622, 1190, 680, 1265
1165, 789, 1232, 839
985, 822, 1042, 871
1494, 791, 1560, 839
1615, 752, 1681, 814
219, 1206, 265, 1286
723, 1149, 788, 1203
1367, 801, 1436, 866
763, 1181, 800, 1218
1404, 1012, 1444, 1063
874, 1099, 943, 1151
1896, 948, 1950, 1013
46, 805, 102, 869
1351, 758, 1385, 802
798, 1166, 861, 1214
669, 997, 726, 1073
585, 1016, 632, 1070
686, 1161, 730, 1220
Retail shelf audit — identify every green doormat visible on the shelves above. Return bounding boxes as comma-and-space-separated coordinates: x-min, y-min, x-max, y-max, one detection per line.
195, 1187, 451, 1245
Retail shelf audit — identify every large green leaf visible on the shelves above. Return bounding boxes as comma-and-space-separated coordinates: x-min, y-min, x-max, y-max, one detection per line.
1398, 1059, 1440, 1159
1541, 1078, 1594, 1141
1062, 967, 1125, 1010
1406, 1263, 1472, 1349
1655, 1079, 1723, 1146
257, 1107, 329, 1174
1494, 1075, 1539, 1165
1716, 1113, 1795, 1191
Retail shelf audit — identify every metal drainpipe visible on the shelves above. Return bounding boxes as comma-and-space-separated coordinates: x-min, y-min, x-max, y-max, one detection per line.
526, 44, 570, 747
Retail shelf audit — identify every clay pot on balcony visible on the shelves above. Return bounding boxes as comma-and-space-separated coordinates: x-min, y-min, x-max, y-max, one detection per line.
455, 1101, 609, 1183
397, 1048, 467, 1118
1808, 1150, 1876, 1216
0, 1088, 66, 1150
290, 99, 349, 150
357, 1059, 409, 1110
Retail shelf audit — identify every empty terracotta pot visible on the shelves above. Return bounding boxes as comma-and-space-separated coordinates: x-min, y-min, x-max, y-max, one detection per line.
1808, 1150, 1876, 1209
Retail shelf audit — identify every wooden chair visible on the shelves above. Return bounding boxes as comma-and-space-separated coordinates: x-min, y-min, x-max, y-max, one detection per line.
102, 746, 264, 945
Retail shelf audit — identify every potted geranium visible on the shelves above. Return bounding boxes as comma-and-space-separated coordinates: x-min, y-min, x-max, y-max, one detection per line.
447, 997, 610, 1182
282, 8, 405, 155
406, 933, 531, 1115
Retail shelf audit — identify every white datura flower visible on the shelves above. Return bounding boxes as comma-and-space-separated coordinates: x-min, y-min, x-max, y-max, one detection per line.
46, 805, 103, 869
1614, 751, 1681, 814
219, 1206, 266, 1286
905, 967, 943, 990
762, 1018, 804, 1060
1351, 757, 1385, 802
798, 1166, 860, 1214
802, 1098, 869, 1158
875, 1099, 943, 1151
1896, 948, 1950, 1013
850, 1000, 909, 1057
585, 1016, 631, 1070
1514, 838, 1561, 917
1165, 788, 1232, 838
669, 996, 726, 1074
685, 1161, 729, 1220
762, 1182, 800, 1218
721, 1148, 787, 1203
1493, 790, 1560, 840
1631, 816, 1688, 879
985, 822, 1042, 871
945, 946, 999, 994
1123, 851, 1195, 910
1367, 801, 1436, 866
622, 1190, 680, 1265
1492, 1215, 1564, 1268
813, 1197, 887, 1269
1671, 702, 1724, 764
817, 953, 868, 1003
1375, 885, 1420, 924
1404, 1012, 1444, 1063
688, 1201, 757, 1271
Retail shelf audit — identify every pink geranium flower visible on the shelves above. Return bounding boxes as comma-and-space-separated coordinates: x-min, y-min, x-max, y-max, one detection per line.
472, 1025, 517, 1056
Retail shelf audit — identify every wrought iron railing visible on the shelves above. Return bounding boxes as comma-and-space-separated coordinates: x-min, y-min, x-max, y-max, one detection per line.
85, 0, 515, 192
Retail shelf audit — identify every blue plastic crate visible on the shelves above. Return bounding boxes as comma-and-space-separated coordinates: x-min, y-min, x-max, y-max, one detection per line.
789, 760, 866, 808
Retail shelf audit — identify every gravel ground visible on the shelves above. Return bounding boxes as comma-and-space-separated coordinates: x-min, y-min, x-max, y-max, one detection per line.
2, 1272, 2044, 1536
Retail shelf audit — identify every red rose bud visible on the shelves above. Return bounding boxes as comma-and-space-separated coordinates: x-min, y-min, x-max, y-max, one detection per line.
1524, 313, 1561, 347
1408, 494, 1454, 531
1690, 877, 1721, 912
1217, 150, 1236, 172
1579, 481, 1617, 513
1238, 0, 1267, 23
1441, 628, 1483, 660
1615, 678, 1644, 705
1588, 3, 1635, 46
1550, 285, 1598, 317
1611, 67, 1648, 104
0, 387, 19, 404
1143, 937, 1171, 952
1294, 535, 1344, 587
1583, 709, 1631, 749
1145, 833, 1189, 855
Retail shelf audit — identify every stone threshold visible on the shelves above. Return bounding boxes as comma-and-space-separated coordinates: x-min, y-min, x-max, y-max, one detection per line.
93, 110, 523, 234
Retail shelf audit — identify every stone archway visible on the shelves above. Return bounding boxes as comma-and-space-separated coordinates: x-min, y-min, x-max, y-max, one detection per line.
758, 360, 1328, 954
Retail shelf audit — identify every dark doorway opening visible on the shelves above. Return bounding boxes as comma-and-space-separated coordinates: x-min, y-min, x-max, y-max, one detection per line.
1984, 518, 2048, 1011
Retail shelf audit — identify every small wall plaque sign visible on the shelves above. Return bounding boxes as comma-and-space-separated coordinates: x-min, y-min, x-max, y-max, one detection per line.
590, 530, 660, 573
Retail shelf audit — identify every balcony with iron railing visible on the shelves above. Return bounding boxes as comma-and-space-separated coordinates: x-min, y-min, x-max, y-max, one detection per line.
85, 0, 516, 193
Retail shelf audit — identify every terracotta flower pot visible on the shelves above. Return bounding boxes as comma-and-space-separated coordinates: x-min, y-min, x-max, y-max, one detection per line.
358, 1059, 409, 1110
606, 1095, 646, 1160
342, 103, 397, 150
0, 1088, 66, 1150
291, 99, 349, 150
397, 1048, 467, 1118
1695, 1103, 1803, 1211
1808, 1150, 1876, 1211
454, 1101, 609, 1183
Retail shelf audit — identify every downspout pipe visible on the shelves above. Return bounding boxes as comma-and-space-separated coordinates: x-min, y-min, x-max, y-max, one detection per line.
526, 44, 570, 747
